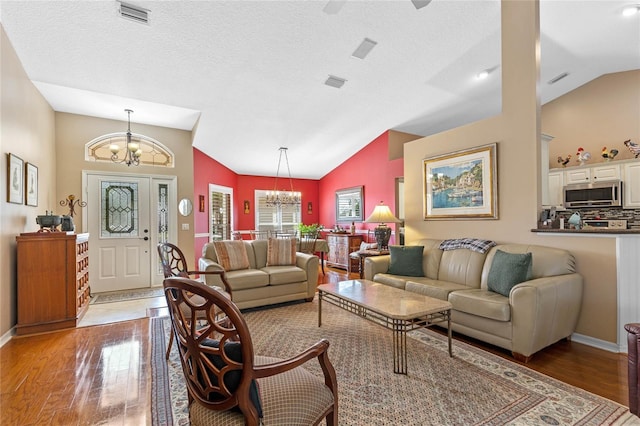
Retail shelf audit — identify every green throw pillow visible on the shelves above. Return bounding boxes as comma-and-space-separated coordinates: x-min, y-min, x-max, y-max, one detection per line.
388, 245, 424, 277
487, 249, 533, 297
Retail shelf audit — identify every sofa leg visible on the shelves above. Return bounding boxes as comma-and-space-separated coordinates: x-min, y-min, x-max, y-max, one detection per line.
512, 352, 532, 363
305, 297, 314, 302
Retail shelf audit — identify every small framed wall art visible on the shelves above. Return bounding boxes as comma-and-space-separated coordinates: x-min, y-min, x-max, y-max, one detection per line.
7, 153, 24, 204
25, 162, 38, 206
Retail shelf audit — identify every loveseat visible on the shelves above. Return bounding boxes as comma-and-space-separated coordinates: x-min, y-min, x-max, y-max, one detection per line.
364, 238, 583, 361
199, 239, 319, 310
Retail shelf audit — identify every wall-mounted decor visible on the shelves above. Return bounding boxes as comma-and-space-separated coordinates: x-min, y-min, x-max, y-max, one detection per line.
423, 143, 498, 220
199, 195, 205, 212
307, 201, 313, 215
7, 153, 24, 204
336, 186, 364, 222
244, 200, 250, 214
25, 162, 38, 206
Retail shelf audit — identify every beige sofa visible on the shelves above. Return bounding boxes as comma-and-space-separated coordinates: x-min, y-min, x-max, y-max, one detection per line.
364, 238, 583, 361
198, 239, 319, 309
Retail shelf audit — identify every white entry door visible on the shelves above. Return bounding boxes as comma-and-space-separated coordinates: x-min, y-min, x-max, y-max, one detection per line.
87, 174, 152, 293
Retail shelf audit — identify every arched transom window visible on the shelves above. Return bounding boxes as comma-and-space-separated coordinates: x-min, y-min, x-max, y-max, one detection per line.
85, 133, 175, 168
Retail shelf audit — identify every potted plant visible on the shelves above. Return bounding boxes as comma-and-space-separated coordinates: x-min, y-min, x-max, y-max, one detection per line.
298, 223, 324, 237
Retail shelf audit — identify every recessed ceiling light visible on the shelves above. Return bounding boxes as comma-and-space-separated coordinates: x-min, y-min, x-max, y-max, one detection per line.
325, 75, 347, 89
411, 0, 432, 10
476, 70, 490, 80
352, 38, 378, 59
622, 5, 640, 16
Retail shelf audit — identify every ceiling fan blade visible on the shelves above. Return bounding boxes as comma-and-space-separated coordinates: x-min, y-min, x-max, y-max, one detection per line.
411, 0, 432, 10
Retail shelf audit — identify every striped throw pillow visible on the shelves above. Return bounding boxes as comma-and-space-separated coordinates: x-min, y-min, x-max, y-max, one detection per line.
212, 241, 250, 271
266, 238, 296, 266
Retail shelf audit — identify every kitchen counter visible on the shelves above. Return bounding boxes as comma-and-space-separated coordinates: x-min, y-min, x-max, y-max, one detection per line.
532, 228, 640, 234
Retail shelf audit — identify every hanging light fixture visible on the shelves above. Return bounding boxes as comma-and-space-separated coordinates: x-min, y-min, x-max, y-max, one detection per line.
265, 147, 301, 207
110, 109, 142, 166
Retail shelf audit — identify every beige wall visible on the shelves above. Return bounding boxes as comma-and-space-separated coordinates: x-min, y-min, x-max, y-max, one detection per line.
0, 26, 56, 336
55, 113, 196, 267
404, 1, 619, 343
544, 70, 640, 168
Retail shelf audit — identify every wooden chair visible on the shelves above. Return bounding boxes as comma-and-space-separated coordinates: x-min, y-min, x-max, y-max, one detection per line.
157, 242, 233, 359
626, 323, 640, 416
163, 276, 338, 426
299, 231, 318, 255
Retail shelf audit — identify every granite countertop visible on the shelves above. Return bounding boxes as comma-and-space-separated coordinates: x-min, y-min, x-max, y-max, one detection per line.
532, 228, 640, 234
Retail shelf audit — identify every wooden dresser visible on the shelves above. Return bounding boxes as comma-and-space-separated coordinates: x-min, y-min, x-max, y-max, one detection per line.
326, 233, 363, 270
16, 232, 90, 335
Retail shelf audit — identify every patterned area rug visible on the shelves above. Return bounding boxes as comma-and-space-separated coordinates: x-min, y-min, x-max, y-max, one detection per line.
90, 287, 164, 304
150, 299, 635, 426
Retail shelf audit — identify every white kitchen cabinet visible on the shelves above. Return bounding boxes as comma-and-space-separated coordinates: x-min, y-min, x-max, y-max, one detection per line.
545, 170, 564, 208
564, 164, 620, 185
623, 162, 640, 209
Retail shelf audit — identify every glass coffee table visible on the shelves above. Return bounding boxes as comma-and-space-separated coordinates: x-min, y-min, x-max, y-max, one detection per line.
318, 279, 452, 374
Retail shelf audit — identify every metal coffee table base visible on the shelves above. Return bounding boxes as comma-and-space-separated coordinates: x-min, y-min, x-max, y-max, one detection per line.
318, 290, 452, 374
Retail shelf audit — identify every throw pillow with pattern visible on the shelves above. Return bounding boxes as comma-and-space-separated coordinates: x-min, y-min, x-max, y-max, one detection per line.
213, 241, 250, 271
266, 238, 297, 266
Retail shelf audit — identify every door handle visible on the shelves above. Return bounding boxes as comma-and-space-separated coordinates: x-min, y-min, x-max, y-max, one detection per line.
142, 236, 149, 241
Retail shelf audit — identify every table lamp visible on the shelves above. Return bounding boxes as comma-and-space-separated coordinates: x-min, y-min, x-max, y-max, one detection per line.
364, 202, 401, 250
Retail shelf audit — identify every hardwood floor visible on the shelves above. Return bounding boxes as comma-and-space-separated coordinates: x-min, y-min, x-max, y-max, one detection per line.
0, 266, 630, 425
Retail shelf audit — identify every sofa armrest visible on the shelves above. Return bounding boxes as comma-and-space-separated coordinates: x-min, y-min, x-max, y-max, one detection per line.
364, 255, 390, 281
198, 257, 226, 287
510, 273, 583, 358
296, 253, 319, 298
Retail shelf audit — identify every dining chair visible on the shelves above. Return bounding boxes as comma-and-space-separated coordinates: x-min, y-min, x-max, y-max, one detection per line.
163, 276, 338, 425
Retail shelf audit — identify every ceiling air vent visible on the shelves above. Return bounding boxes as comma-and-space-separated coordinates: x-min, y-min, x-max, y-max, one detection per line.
325, 75, 347, 89
352, 38, 378, 60
119, 2, 149, 25
548, 72, 569, 85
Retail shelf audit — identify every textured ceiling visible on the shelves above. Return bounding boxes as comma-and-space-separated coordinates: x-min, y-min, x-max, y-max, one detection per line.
1, 0, 638, 179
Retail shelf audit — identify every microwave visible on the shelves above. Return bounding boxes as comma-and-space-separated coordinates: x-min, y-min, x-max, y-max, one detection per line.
563, 180, 622, 208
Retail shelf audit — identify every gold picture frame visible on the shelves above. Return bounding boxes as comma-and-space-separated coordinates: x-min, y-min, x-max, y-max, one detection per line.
423, 143, 498, 220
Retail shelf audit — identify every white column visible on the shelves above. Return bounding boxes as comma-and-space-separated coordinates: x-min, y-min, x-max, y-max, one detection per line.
617, 235, 640, 352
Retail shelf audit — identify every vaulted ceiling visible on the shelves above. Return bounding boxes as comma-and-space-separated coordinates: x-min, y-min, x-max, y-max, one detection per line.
1, 0, 638, 178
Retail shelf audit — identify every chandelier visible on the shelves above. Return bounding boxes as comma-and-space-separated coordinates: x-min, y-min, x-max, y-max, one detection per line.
265, 147, 301, 207
110, 109, 141, 166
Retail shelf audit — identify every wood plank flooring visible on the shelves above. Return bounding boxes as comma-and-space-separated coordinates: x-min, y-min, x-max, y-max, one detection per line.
0, 266, 630, 425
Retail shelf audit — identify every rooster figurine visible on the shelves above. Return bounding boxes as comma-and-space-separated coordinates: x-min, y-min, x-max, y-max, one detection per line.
557, 154, 571, 167
624, 139, 640, 158
601, 146, 619, 161
576, 147, 591, 165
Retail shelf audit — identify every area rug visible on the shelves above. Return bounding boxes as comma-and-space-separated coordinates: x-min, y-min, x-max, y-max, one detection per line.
90, 287, 164, 304
150, 299, 635, 426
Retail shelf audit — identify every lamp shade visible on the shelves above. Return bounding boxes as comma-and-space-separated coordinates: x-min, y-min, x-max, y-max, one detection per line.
364, 202, 400, 250
365, 203, 401, 224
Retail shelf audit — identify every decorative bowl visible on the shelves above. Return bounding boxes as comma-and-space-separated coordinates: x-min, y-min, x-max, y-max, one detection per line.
36, 215, 62, 227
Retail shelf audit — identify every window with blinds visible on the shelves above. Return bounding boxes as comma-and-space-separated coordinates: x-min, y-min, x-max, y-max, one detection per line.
255, 190, 301, 233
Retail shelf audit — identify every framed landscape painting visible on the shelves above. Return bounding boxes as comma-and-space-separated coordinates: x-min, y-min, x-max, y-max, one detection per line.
423, 143, 498, 220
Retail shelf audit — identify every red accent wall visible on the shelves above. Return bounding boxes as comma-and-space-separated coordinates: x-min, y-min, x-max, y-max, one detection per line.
193, 130, 403, 257
319, 131, 403, 240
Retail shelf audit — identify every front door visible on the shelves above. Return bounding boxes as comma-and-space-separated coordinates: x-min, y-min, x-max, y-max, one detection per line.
87, 174, 152, 293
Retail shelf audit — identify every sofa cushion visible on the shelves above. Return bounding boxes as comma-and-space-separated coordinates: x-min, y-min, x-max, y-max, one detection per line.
487, 249, 532, 297
405, 279, 470, 301
225, 269, 270, 291
266, 238, 296, 266
262, 266, 307, 285
388, 245, 424, 277
448, 289, 511, 322
213, 241, 250, 271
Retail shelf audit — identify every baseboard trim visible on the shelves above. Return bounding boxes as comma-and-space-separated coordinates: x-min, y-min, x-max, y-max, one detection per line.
0, 327, 15, 348
572, 332, 622, 353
